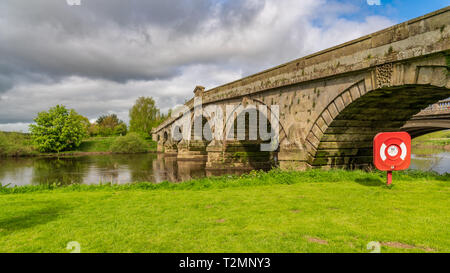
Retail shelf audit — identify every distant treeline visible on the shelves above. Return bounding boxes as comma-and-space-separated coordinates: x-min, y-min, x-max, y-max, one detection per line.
0, 96, 168, 155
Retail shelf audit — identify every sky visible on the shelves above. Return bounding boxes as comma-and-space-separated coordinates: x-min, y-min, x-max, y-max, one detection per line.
0, 0, 448, 132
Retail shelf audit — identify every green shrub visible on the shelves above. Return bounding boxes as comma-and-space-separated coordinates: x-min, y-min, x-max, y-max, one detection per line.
29, 105, 87, 152
113, 123, 128, 136
110, 133, 148, 153
92, 114, 127, 137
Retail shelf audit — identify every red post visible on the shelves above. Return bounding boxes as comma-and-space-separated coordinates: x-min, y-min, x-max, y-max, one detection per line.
386, 171, 392, 186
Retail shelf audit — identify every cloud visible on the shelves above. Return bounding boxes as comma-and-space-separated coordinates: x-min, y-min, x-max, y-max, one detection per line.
0, 0, 261, 87
0, 65, 242, 125
0, 0, 396, 131
0, 122, 31, 133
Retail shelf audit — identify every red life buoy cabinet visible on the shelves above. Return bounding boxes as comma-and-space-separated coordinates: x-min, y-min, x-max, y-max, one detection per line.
373, 132, 411, 185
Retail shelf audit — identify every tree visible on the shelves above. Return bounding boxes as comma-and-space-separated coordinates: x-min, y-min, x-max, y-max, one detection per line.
88, 123, 100, 136
129, 97, 161, 137
97, 114, 120, 128
110, 132, 148, 153
29, 105, 87, 153
76, 114, 91, 134
96, 114, 126, 136
113, 123, 128, 136
160, 108, 172, 123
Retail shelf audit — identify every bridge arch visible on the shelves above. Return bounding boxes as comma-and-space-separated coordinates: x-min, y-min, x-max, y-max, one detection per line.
175, 113, 214, 161
223, 97, 288, 144
190, 113, 213, 142
305, 72, 450, 168
402, 120, 450, 138
161, 129, 179, 154
220, 98, 287, 169
401, 99, 450, 137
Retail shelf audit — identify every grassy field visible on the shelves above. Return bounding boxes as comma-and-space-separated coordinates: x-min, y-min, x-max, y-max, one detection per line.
76, 136, 119, 152
413, 130, 450, 146
0, 131, 37, 157
0, 169, 448, 253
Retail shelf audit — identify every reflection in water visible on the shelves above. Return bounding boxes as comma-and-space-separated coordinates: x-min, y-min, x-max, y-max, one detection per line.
410, 145, 449, 174
32, 157, 89, 185
0, 153, 253, 187
410, 151, 450, 174
178, 160, 205, 182
0, 148, 448, 187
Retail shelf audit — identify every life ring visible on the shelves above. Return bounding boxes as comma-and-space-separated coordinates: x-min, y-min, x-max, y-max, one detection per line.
373, 132, 411, 171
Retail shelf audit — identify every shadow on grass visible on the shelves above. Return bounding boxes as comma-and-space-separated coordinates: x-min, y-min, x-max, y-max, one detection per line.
354, 177, 385, 187
0, 203, 71, 234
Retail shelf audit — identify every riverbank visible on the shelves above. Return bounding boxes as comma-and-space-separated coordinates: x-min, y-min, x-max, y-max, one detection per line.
412, 143, 450, 154
45, 136, 157, 157
412, 130, 450, 154
0, 131, 36, 157
0, 132, 157, 157
0, 169, 448, 252
412, 130, 450, 147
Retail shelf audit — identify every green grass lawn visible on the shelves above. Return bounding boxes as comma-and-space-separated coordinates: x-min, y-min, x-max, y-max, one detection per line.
0, 169, 448, 253
413, 130, 450, 146
76, 136, 118, 152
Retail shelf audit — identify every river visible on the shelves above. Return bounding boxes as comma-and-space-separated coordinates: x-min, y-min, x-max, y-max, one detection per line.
0, 148, 448, 187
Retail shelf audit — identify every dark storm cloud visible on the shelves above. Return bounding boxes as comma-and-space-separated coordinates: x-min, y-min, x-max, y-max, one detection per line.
0, 0, 265, 91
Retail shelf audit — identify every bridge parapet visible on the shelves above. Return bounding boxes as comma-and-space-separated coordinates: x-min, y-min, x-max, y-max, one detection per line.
402, 99, 450, 137
421, 98, 450, 111
415, 99, 450, 116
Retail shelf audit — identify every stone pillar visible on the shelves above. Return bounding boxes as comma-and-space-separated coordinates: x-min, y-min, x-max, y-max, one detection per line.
206, 139, 276, 170
163, 140, 178, 155
193, 85, 205, 97
277, 143, 310, 170
157, 140, 165, 153
177, 140, 209, 161
205, 140, 224, 169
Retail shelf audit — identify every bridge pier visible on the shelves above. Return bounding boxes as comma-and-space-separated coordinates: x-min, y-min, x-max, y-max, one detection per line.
157, 140, 165, 153
205, 140, 224, 169
278, 146, 310, 171
206, 140, 276, 170
163, 140, 178, 155
176, 140, 209, 161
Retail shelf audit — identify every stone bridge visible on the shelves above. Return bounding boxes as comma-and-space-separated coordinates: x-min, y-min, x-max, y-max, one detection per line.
153, 7, 450, 170
402, 99, 450, 137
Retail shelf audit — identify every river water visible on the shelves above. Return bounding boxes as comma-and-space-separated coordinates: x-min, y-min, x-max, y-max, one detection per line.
409, 146, 450, 174
0, 154, 252, 187
0, 149, 448, 187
